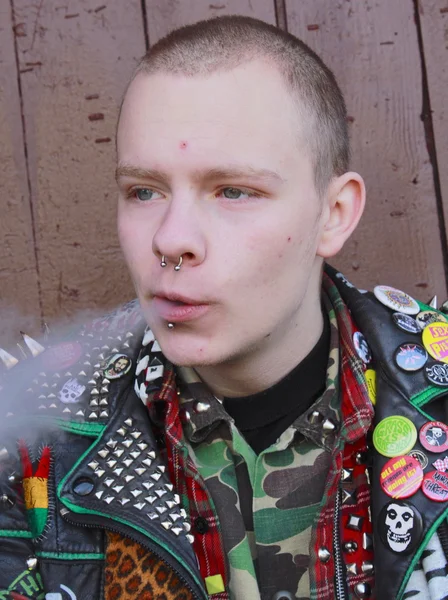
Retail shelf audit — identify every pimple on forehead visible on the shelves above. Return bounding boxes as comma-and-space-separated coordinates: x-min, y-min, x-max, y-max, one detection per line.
179, 140, 188, 150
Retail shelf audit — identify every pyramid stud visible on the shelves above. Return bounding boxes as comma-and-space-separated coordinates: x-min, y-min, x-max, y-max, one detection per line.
88, 412, 98, 420
124, 475, 134, 483
131, 431, 142, 439
134, 468, 146, 476
95, 491, 104, 499
147, 511, 158, 520
161, 521, 172, 530
104, 478, 114, 487
131, 489, 143, 498
146, 495, 157, 504
347, 514, 364, 531
342, 468, 353, 482
123, 459, 134, 468
362, 533, 373, 551
130, 451, 141, 459
143, 458, 153, 467
120, 498, 130, 505
151, 472, 162, 481
171, 526, 183, 536
134, 502, 146, 510
99, 410, 109, 418
98, 449, 109, 458
165, 483, 174, 492
166, 500, 176, 509
106, 439, 117, 449
88, 461, 99, 470
122, 439, 133, 448
346, 563, 357, 575
137, 442, 148, 451
361, 561, 374, 575
169, 512, 181, 522
142, 482, 154, 490
117, 427, 127, 436
104, 496, 114, 504
112, 485, 124, 493
342, 489, 357, 505
113, 449, 124, 458
94, 469, 105, 478
155, 489, 166, 498
148, 450, 156, 459
156, 505, 167, 514
106, 459, 117, 469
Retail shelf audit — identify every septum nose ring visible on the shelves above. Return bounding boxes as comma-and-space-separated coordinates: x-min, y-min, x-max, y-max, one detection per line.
160, 256, 183, 271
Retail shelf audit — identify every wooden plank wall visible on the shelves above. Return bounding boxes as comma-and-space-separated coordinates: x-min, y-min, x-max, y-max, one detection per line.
1, 0, 447, 344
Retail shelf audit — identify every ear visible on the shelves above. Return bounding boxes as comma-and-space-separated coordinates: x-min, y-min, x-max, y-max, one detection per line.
317, 171, 366, 258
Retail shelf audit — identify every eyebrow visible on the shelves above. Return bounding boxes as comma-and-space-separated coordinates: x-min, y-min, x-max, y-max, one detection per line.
115, 163, 286, 185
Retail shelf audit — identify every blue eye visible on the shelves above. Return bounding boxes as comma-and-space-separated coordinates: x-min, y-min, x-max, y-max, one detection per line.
135, 188, 154, 201
220, 187, 259, 200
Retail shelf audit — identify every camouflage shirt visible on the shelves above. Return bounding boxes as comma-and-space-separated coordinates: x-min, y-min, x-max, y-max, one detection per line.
176, 289, 345, 600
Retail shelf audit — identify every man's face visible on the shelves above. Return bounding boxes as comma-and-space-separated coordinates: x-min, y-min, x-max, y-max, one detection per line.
117, 59, 326, 367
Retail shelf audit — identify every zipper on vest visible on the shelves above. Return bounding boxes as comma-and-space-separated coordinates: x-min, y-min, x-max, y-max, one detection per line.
333, 486, 347, 600
60, 507, 208, 600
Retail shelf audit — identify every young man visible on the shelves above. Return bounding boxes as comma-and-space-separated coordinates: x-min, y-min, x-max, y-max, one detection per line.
0, 15, 447, 600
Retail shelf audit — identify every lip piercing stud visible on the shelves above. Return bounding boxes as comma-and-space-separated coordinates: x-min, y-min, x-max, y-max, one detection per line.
167, 323, 175, 329
174, 256, 183, 271
160, 256, 167, 267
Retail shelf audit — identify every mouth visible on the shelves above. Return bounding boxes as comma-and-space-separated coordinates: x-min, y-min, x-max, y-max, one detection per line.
152, 293, 210, 323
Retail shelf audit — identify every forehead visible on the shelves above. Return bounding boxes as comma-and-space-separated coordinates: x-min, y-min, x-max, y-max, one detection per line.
117, 60, 304, 172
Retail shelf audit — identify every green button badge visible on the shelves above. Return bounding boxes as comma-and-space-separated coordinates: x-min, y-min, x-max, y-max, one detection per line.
373, 416, 417, 457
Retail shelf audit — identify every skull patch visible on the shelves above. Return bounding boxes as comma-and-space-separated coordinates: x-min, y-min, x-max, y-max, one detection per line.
58, 378, 86, 404
378, 501, 423, 554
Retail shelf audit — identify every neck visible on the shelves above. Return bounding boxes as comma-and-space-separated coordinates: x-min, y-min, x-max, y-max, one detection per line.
195, 280, 324, 399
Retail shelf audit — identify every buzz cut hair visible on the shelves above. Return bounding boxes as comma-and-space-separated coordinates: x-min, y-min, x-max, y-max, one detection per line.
131, 15, 350, 197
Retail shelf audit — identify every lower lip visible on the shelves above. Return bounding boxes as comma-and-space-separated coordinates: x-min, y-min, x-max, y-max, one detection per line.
152, 296, 210, 322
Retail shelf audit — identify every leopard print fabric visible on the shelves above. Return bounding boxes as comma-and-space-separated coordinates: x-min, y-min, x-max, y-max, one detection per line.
104, 532, 195, 600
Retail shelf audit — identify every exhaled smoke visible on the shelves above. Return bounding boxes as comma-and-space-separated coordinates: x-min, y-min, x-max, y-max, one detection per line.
0, 304, 135, 450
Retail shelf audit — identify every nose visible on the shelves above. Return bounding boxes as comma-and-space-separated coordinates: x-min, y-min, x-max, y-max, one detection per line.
152, 198, 206, 270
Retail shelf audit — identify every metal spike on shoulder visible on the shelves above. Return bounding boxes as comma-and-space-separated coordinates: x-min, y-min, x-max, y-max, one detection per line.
429, 295, 438, 309
20, 332, 45, 357
0, 348, 19, 370
441, 300, 448, 315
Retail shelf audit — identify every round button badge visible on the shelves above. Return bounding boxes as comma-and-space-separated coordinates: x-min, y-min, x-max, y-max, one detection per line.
103, 353, 132, 380
425, 363, 448, 387
353, 332, 372, 364
378, 501, 423, 554
392, 313, 421, 334
373, 416, 418, 458
419, 421, 448, 453
380, 455, 423, 499
421, 471, 448, 502
395, 343, 428, 372
365, 369, 376, 405
374, 285, 420, 315
422, 322, 448, 363
40, 341, 83, 372
408, 449, 429, 470
416, 310, 448, 330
